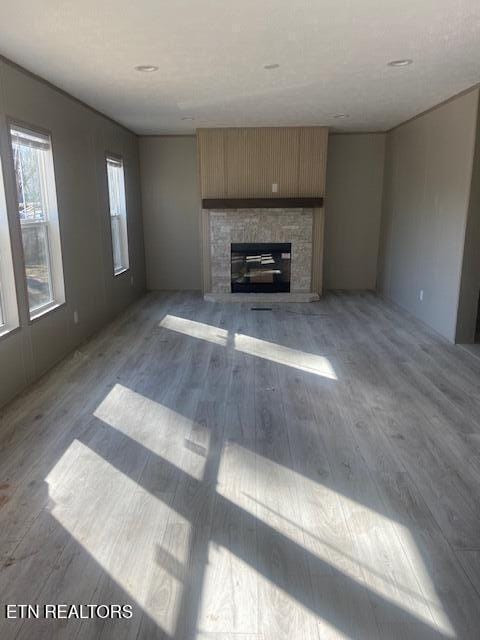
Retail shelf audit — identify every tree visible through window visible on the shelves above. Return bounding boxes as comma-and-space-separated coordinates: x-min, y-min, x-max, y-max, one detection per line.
106, 156, 129, 275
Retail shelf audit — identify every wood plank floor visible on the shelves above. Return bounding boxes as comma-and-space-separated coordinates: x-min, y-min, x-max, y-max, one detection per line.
1, 291, 480, 639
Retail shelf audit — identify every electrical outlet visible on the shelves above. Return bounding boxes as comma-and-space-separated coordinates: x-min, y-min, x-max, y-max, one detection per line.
419, 289, 424, 302
73, 310, 79, 324
272, 183, 278, 193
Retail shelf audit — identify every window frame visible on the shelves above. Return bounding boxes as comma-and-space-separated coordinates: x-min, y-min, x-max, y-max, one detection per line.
0, 138, 20, 339
105, 152, 130, 278
7, 118, 67, 322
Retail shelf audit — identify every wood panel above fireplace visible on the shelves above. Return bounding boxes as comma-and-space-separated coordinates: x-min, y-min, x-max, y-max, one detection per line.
197, 126, 328, 199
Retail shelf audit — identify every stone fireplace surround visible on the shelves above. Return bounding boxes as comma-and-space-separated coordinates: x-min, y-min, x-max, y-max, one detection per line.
201, 206, 324, 302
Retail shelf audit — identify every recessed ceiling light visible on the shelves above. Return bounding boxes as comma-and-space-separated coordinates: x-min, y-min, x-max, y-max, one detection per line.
333, 113, 350, 119
387, 59, 413, 67
264, 63, 280, 70
134, 65, 158, 72
181, 116, 195, 121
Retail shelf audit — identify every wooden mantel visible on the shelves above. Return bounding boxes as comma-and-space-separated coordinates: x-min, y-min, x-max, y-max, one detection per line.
202, 197, 324, 209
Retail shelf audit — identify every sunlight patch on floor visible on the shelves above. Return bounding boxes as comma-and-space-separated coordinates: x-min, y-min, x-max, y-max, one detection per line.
46, 389, 454, 639
47, 439, 187, 636
197, 543, 259, 634
218, 441, 455, 638
233, 332, 337, 379
94, 383, 208, 480
160, 314, 228, 346
198, 539, 328, 638
159, 314, 337, 379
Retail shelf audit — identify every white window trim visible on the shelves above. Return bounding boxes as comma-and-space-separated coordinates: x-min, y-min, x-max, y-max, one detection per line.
10, 123, 66, 320
0, 153, 19, 337
106, 154, 130, 277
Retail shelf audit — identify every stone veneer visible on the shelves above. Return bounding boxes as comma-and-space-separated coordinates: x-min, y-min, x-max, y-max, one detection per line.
207, 208, 313, 294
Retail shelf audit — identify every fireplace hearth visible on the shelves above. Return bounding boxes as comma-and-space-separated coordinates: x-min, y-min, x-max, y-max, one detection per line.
231, 242, 291, 293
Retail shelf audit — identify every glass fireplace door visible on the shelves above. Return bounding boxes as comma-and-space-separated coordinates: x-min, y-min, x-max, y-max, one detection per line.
231, 242, 291, 293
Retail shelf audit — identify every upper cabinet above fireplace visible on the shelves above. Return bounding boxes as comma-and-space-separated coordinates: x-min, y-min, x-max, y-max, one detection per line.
197, 126, 328, 199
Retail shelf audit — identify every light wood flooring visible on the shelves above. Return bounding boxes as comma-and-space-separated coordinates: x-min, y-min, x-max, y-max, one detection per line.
1, 291, 480, 639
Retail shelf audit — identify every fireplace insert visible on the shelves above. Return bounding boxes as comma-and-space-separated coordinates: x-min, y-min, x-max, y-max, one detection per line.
231, 242, 291, 293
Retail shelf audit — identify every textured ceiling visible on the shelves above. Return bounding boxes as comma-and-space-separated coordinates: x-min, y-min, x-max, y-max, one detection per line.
0, 1, 479, 134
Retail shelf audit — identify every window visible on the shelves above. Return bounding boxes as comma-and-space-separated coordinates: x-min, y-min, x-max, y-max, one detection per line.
10, 125, 65, 318
0, 159, 19, 335
106, 156, 129, 275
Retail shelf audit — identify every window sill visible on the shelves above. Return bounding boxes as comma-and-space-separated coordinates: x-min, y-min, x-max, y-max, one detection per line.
114, 267, 130, 278
29, 301, 66, 324
0, 324, 20, 343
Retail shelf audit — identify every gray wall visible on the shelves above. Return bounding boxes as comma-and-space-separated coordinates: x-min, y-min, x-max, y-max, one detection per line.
456, 101, 480, 343
0, 59, 145, 408
140, 133, 388, 293
378, 89, 479, 342
140, 136, 200, 291
325, 134, 386, 290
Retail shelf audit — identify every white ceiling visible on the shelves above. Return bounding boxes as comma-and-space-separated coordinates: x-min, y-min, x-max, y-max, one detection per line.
0, 1, 479, 134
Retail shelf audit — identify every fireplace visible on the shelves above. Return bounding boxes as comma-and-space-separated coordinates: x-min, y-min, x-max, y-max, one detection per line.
203, 206, 321, 302
231, 242, 291, 293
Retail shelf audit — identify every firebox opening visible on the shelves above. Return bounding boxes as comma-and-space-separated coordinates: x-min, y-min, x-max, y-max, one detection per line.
231, 242, 291, 293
